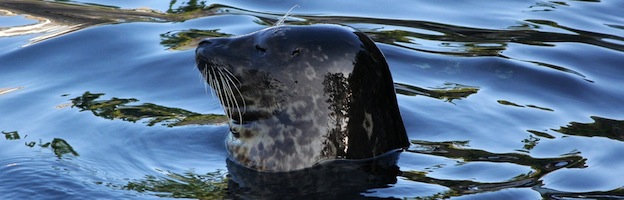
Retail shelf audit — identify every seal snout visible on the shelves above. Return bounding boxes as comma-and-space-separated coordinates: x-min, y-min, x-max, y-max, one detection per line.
195, 38, 227, 65
196, 38, 228, 55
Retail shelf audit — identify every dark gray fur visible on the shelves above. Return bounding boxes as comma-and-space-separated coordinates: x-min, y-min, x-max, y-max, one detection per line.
196, 24, 408, 172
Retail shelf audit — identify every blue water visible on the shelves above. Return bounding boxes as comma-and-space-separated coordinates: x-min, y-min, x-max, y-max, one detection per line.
1, 0, 623, 199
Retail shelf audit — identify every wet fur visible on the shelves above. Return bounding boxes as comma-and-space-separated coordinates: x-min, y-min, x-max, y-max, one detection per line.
196, 24, 408, 172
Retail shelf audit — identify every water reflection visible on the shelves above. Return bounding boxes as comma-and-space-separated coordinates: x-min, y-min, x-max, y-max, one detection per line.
0, 0, 212, 46
166, 0, 207, 14
406, 140, 586, 198
497, 100, 555, 112
160, 29, 231, 50
70, 92, 227, 126
2, 0, 623, 199
124, 170, 229, 199
395, 82, 479, 103
2, 130, 20, 140
0, 87, 24, 95
125, 151, 403, 199
555, 116, 624, 141
2, 131, 78, 158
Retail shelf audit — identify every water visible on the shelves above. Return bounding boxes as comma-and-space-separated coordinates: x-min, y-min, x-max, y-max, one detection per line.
1, 0, 623, 199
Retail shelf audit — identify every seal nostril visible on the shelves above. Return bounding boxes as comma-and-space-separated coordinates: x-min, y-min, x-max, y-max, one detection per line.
255, 44, 267, 53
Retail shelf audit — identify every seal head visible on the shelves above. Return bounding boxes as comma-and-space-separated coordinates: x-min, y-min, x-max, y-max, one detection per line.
196, 24, 408, 172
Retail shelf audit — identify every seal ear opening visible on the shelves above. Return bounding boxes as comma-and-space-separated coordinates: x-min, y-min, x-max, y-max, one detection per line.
198, 39, 211, 46
291, 48, 301, 57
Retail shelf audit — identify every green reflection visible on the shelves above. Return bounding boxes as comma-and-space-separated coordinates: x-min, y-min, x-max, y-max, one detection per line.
2, 131, 79, 158
160, 29, 231, 50
0, 0, 223, 47
527, 130, 556, 139
497, 100, 524, 107
365, 24, 509, 56
395, 82, 479, 103
406, 140, 586, 198
3, 131, 20, 140
49, 138, 80, 158
124, 170, 228, 199
167, 0, 207, 14
556, 116, 624, 141
70, 92, 228, 127
497, 100, 554, 111
521, 135, 540, 151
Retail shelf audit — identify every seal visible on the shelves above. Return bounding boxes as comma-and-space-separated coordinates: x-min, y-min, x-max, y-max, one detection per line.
195, 24, 409, 172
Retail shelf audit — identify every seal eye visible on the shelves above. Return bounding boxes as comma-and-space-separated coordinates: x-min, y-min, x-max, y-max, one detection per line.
198, 40, 210, 46
255, 44, 267, 53
291, 48, 301, 57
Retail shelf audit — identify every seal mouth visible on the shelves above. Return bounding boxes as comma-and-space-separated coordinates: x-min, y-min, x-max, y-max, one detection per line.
229, 109, 272, 125
196, 57, 247, 126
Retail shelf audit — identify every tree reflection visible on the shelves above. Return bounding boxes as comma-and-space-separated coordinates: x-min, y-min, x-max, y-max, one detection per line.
167, 0, 207, 14
70, 91, 227, 127
2, 130, 79, 158
406, 140, 587, 198
555, 116, 624, 141
124, 170, 228, 199
48, 138, 80, 158
160, 29, 231, 50
2, 131, 20, 140
395, 82, 479, 103
124, 152, 403, 199
497, 100, 555, 111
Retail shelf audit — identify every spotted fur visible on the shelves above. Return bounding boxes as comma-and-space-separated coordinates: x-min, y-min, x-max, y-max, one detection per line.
196, 24, 408, 172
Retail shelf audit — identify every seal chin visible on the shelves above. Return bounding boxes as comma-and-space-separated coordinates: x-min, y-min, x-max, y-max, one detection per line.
196, 24, 409, 172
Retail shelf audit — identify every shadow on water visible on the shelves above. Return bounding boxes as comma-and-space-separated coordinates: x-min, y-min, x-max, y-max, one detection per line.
124, 151, 404, 199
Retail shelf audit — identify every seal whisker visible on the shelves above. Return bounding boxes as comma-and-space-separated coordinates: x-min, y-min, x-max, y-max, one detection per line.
202, 64, 212, 96
220, 67, 243, 85
219, 70, 238, 125
217, 70, 232, 117
274, 4, 299, 26
212, 66, 231, 120
220, 73, 243, 133
221, 69, 244, 126
207, 64, 218, 99
220, 67, 247, 114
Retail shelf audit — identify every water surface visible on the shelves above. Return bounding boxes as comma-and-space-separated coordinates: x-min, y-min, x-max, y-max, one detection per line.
1, 0, 623, 199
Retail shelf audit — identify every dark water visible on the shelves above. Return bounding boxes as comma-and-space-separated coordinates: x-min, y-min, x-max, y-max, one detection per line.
1, 0, 623, 199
